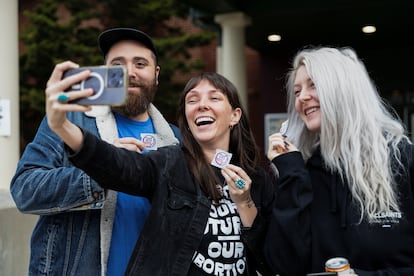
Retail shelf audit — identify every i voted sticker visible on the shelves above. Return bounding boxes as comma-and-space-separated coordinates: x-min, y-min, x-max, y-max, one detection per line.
280, 120, 288, 135
141, 133, 158, 150
211, 149, 232, 168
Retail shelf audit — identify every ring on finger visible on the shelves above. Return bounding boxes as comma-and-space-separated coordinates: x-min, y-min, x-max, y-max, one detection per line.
235, 178, 246, 189
57, 93, 69, 103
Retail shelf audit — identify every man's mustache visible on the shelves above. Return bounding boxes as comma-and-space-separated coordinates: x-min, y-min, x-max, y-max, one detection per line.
128, 79, 142, 87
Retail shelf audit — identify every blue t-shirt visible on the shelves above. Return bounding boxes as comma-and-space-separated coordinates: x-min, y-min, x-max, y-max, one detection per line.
106, 113, 154, 275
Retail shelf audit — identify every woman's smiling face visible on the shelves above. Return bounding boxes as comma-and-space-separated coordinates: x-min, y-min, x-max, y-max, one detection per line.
294, 65, 321, 133
185, 79, 241, 151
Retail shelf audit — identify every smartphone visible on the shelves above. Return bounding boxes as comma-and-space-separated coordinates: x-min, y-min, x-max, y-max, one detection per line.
62, 65, 127, 105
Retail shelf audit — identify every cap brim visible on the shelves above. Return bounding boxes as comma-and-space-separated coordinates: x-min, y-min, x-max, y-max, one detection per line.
98, 28, 157, 59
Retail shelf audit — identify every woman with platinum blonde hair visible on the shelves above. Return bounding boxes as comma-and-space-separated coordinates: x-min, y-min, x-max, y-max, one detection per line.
264, 47, 414, 275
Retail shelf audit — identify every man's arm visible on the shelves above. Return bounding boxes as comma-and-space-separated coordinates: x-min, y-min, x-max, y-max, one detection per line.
10, 116, 104, 215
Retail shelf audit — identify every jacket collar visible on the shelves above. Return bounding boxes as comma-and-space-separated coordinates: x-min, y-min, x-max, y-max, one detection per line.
84, 104, 179, 147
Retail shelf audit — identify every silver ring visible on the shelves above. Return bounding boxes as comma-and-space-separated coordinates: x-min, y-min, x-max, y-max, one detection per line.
235, 178, 246, 189
57, 93, 69, 103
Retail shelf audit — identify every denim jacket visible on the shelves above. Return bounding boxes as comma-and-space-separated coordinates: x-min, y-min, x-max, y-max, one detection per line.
69, 130, 276, 276
10, 105, 179, 276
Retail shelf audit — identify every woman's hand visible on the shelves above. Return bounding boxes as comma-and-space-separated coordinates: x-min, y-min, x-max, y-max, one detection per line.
221, 164, 257, 227
267, 133, 298, 160
45, 61, 94, 151
45, 61, 93, 130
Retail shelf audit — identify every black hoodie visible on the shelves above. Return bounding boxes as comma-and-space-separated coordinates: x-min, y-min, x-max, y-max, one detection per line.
265, 144, 414, 276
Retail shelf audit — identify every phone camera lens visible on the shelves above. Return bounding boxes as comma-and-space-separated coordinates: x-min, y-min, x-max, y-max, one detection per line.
108, 68, 123, 88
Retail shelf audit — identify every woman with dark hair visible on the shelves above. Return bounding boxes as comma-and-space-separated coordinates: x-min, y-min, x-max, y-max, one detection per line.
176, 73, 260, 203
44, 65, 294, 275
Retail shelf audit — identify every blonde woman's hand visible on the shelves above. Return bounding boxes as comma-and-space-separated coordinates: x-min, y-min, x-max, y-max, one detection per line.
267, 133, 298, 160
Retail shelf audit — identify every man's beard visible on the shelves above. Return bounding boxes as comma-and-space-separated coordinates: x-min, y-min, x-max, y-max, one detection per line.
112, 78, 157, 118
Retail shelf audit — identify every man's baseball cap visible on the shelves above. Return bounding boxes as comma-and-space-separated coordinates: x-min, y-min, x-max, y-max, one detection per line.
98, 27, 158, 60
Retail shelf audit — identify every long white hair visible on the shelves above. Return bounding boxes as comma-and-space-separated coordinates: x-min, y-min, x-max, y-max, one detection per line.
284, 46, 410, 222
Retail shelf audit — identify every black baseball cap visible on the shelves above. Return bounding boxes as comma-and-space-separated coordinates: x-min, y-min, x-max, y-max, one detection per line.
98, 27, 158, 61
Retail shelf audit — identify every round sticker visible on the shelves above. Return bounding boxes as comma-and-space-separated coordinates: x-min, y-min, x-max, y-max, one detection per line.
214, 151, 230, 167
142, 135, 156, 148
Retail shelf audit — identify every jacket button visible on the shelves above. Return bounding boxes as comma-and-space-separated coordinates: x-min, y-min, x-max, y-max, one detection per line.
93, 192, 100, 200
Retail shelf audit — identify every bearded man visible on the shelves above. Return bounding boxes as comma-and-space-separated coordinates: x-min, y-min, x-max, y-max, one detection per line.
11, 28, 181, 275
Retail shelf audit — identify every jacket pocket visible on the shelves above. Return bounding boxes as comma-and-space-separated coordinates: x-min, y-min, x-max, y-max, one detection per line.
164, 191, 197, 236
